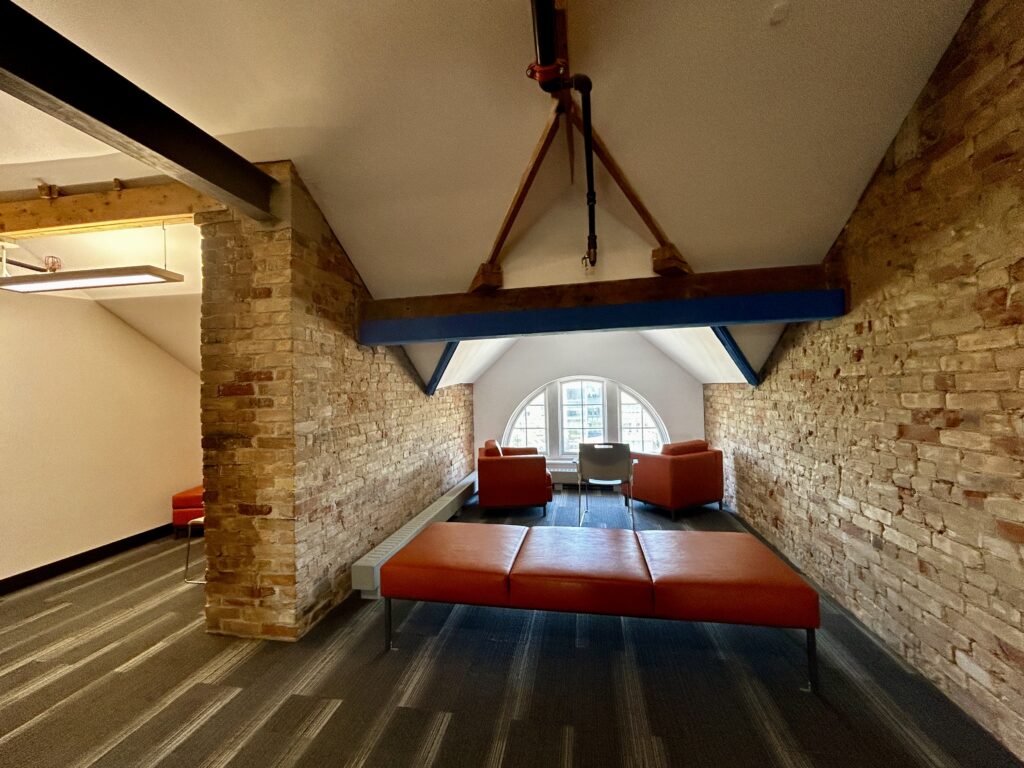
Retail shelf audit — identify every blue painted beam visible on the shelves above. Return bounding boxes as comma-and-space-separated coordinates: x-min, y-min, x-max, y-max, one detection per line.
711, 326, 760, 386
424, 341, 459, 396
361, 289, 846, 346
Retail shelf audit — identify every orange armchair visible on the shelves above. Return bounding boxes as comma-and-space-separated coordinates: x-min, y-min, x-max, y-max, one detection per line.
477, 439, 553, 511
629, 440, 723, 519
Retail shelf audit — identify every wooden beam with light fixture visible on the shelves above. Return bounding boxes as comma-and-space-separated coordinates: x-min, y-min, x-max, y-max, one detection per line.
0, 181, 223, 239
362, 263, 847, 345
0, 2, 277, 221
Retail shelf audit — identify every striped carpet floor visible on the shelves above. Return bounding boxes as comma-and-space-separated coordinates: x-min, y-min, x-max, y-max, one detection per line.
0, 489, 1018, 768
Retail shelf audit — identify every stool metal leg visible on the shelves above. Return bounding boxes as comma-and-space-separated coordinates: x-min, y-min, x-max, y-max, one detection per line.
384, 598, 393, 651
184, 519, 206, 584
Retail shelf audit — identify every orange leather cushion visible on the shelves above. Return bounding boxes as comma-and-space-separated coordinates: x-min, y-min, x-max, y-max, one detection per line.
637, 531, 819, 628
172, 507, 204, 527
501, 446, 538, 456
381, 522, 527, 606
661, 440, 708, 456
510, 527, 653, 616
483, 439, 503, 457
172, 485, 204, 509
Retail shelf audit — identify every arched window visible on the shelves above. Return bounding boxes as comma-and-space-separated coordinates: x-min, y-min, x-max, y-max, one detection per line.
620, 391, 664, 454
506, 391, 546, 453
503, 376, 669, 457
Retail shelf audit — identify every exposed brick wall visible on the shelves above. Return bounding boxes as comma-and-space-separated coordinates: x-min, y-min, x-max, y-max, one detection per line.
287, 174, 474, 633
199, 163, 474, 641
704, 1, 1024, 756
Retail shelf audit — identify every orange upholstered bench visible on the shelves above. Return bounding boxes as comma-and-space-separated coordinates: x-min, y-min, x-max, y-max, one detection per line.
172, 485, 204, 535
380, 522, 821, 690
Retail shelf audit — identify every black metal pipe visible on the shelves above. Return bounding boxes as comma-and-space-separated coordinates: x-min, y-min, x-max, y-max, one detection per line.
384, 597, 393, 651
2, 256, 45, 273
530, 0, 558, 67
572, 74, 597, 266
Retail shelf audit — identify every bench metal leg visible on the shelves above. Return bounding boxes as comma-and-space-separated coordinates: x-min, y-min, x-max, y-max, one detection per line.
384, 597, 393, 651
807, 628, 819, 693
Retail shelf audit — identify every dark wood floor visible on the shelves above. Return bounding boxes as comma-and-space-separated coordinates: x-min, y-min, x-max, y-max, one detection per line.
0, 488, 1018, 767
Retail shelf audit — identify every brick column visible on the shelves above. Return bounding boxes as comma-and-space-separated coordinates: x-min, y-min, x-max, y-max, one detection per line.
198, 163, 473, 641
197, 162, 300, 638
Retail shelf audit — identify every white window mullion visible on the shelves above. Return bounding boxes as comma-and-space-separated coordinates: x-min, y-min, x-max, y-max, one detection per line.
607, 381, 620, 443
546, 381, 560, 457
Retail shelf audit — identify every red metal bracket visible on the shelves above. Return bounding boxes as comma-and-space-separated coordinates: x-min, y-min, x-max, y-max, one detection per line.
526, 60, 567, 87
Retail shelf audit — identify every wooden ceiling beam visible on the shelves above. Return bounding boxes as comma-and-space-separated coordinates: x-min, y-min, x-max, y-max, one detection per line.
0, 181, 222, 239
567, 108, 693, 276
362, 263, 847, 345
469, 102, 562, 293
0, 2, 277, 221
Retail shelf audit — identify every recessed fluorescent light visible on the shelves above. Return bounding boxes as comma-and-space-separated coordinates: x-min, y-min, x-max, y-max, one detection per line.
0, 265, 184, 293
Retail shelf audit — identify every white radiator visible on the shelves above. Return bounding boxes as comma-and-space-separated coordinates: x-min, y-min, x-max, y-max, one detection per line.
351, 472, 476, 599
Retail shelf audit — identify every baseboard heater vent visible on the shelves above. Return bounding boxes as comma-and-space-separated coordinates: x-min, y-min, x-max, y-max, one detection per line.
352, 472, 476, 599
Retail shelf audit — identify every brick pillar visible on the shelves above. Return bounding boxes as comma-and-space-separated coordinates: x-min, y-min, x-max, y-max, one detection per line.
198, 162, 474, 641
197, 162, 301, 639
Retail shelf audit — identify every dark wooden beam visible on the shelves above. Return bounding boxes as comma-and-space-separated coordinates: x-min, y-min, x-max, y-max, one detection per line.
469, 102, 562, 292
361, 263, 847, 345
0, 2, 277, 221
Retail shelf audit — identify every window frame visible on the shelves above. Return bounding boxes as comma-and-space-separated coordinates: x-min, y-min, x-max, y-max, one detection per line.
501, 376, 669, 460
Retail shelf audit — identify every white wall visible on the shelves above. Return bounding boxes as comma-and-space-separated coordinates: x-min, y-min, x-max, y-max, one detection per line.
0, 291, 202, 580
473, 331, 705, 451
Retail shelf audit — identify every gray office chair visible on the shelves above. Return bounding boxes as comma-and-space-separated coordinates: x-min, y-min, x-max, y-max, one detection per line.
575, 442, 636, 530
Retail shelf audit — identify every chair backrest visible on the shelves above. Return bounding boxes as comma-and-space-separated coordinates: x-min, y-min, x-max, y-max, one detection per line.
578, 442, 633, 482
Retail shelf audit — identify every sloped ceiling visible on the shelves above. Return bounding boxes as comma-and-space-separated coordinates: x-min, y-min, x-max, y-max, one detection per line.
98, 294, 201, 373
642, 328, 749, 384
0, 1, 971, 388
2, 225, 202, 370
3, 0, 970, 300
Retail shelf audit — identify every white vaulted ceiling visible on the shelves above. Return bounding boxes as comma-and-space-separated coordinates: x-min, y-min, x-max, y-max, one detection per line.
0, 1, 971, 385
4, 0, 970, 297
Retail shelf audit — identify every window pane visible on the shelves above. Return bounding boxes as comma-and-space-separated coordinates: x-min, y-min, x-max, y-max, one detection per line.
621, 403, 641, 428
525, 404, 544, 429
508, 428, 527, 448
564, 428, 583, 453
644, 429, 663, 453
621, 391, 637, 405
585, 428, 604, 442
642, 409, 657, 430
583, 381, 603, 403
585, 405, 603, 428
562, 406, 583, 426
527, 429, 546, 453
623, 428, 642, 451
562, 381, 582, 403
530, 393, 545, 407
